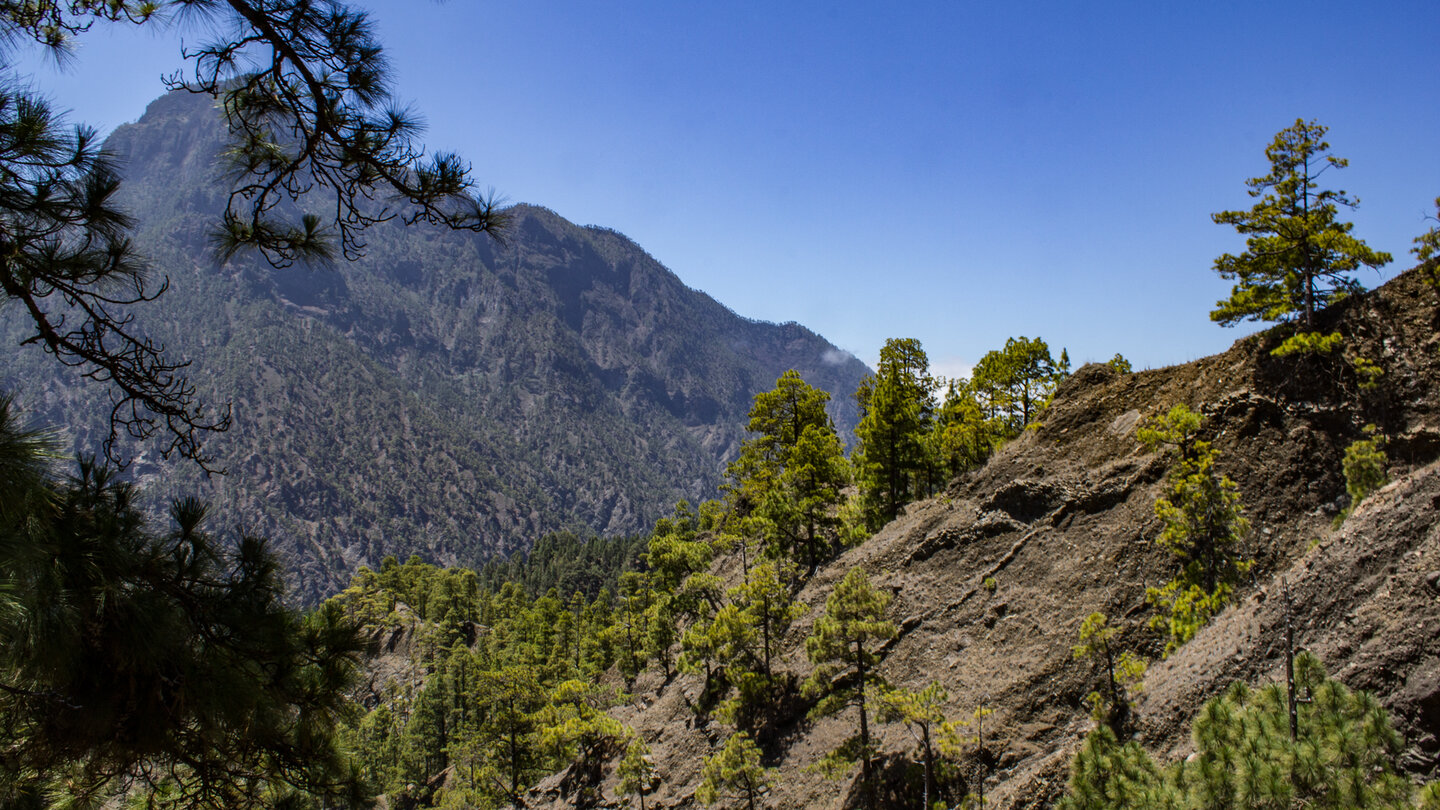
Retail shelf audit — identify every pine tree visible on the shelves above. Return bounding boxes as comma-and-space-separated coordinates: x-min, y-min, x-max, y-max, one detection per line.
1, 1, 508, 466
1057, 724, 1174, 810
1414, 197, 1440, 284
803, 567, 896, 809
1180, 654, 1415, 809
772, 421, 850, 575
1211, 119, 1391, 332
1138, 404, 1252, 656
473, 665, 548, 808
878, 682, 964, 810
605, 571, 656, 686
968, 337, 1065, 435
547, 591, 588, 678
1341, 425, 1388, 514
1058, 652, 1438, 809
617, 736, 657, 810
703, 559, 807, 730
399, 670, 453, 793
353, 700, 405, 794
0, 400, 367, 808
1071, 613, 1147, 730
969, 347, 1015, 427
727, 371, 849, 574
644, 501, 711, 594
732, 560, 805, 685
932, 379, 1008, 481
536, 680, 630, 794
1002, 336, 1064, 428
644, 594, 680, 680
853, 339, 938, 528
697, 732, 770, 810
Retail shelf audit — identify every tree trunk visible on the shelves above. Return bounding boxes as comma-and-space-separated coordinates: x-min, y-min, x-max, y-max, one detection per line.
1104, 641, 1119, 713
856, 638, 874, 810
922, 725, 936, 810
761, 596, 772, 681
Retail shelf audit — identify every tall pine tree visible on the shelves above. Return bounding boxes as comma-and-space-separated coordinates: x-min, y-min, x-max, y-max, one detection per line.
1211, 119, 1391, 331
853, 339, 937, 528
726, 371, 849, 574
803, 567, 896, 809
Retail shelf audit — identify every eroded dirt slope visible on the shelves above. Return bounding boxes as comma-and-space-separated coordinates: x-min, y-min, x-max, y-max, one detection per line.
532, 268, 1440, 809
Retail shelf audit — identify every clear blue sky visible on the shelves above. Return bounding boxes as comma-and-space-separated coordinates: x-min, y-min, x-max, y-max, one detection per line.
12, 0, 1440, 379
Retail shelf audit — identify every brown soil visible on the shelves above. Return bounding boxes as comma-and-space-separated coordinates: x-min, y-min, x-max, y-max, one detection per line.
530, 267, 1440, 809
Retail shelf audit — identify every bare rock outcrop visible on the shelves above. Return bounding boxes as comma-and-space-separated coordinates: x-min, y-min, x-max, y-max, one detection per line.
530, 267, 1440, 809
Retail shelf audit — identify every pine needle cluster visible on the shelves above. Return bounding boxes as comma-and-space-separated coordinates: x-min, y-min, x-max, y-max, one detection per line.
0, 398, 366, 809
1138, 405, 1252, 657
1060, 653, 1435, 809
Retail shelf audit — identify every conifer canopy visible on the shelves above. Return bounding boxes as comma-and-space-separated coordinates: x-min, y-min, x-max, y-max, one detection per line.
1211, 119, 1391, 330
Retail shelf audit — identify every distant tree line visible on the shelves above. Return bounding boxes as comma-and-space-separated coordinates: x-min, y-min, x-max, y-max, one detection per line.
320, 333, 1078, 810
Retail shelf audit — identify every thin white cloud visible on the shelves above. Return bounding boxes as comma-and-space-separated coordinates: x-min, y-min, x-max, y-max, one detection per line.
930, 356, 974, 386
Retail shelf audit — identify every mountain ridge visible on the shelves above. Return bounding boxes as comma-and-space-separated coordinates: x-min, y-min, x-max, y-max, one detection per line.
512, 266, 1440, 808
0, 90, 872, 602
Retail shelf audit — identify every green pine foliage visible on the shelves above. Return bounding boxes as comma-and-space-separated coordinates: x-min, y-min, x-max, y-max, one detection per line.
803, 567, 897, 808
0, 399, 367, 809
328, 477, 812, 810
675, 553, 807, 736
853, 339, 939, 528
1342, 425, 1389, 512
605, 571, 659, 687
724, 371, 851, 575
332, 553, 642, 809
717, 560, 808, 730
1059, 724, 1172, 810
468, 665, 550, 807
1211, 119, 1392, 330
1269, 330, 1346, 357
1415, 197, 1440, 284
1138, 405, 1252, 657
478, 530, 648, 601
535, 680, 633, 787
1331, 425, 1389, 527
1059, 722, 1177, 810
878, 682, 968, 810
923, 335, 1069, 495
617, 735, 657, 810
644, 501, 712, 593
697, 732, 770, 810
931, 379, 1010, 483
1072, 613, 1148, 730
969, 336, 1068, 436
1060, 653, 1436, 809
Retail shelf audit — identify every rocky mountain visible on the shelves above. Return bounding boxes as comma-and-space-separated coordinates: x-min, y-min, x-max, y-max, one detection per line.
0, 90, 872, 603
526, 267, 1440, 808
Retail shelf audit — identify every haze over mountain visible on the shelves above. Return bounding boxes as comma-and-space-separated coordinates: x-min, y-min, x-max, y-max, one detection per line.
0, 90, 871, 602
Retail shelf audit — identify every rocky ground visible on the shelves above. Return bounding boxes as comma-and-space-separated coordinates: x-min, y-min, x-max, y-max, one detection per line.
525, 267, 1440, 809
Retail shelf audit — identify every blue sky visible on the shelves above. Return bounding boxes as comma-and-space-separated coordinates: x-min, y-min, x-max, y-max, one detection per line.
12, 0, 1440, 379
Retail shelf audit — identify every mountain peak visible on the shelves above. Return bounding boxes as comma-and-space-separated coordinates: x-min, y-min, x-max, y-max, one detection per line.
2, 90, 872, 602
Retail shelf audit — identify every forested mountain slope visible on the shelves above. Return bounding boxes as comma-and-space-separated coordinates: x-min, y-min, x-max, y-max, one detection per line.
518, 267, 1440, 808
0, 90, 871, 602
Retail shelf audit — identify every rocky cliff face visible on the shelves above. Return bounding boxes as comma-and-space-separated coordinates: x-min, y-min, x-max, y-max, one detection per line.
0, 90, 872, 603
531, 268, 1440, 808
